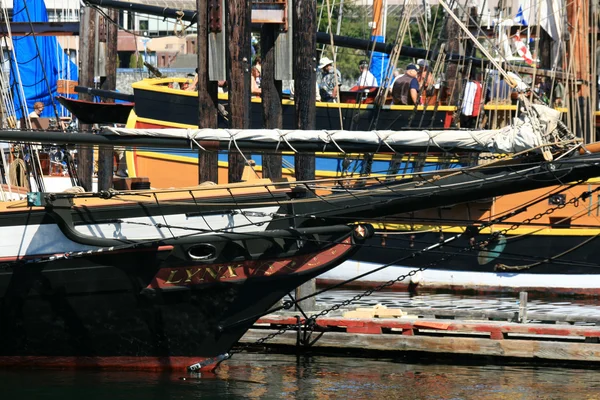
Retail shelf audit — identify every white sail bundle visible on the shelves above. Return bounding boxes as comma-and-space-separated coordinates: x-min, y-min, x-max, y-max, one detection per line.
104, 104, 567, 159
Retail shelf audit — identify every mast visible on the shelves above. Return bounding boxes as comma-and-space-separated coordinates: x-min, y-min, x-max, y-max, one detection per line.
567, 0, 592, 143
77, 5, 96, 191
196, 0, 219, 184
369, 0, 388, 83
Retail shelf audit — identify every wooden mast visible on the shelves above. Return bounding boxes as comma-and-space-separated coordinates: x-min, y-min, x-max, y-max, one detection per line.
226, 0, 251, 183
76, 6, 96, 191
197, 0, 219, 184
260, 23, 283, 180
567, 0, 592, 143
293, 0, 317, 311
97, 9, 117, 191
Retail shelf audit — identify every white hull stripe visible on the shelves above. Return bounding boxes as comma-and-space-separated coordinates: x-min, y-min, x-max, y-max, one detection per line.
320, 260, 600, 289
1, 207, 278, 257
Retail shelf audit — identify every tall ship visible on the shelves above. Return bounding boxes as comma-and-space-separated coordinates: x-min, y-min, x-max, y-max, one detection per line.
1, 0, 600, 372
67, 0, 600, 296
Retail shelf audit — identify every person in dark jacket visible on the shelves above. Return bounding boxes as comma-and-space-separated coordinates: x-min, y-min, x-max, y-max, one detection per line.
392, 63, 419, 105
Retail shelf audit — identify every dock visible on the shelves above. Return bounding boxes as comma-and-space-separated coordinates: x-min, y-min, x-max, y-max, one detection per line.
239, 306, 600, 364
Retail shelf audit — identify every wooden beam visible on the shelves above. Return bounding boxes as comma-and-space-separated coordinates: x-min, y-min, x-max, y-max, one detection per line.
197, 0, 219, 184
260, 24, 282, 180
97, 9, 118, 191
241, 323, 600, 363
226, 0, 251, 183
76, 7, 96, 191
0, 22, 79, 36
292, 0, 317, 311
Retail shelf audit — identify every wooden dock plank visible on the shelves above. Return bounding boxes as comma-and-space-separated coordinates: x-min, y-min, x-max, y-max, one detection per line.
240, 330, 600, 362
256, 316, 600, 338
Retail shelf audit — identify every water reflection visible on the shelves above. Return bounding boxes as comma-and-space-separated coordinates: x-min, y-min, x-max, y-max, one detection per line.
1, 354, 600, 399
317, 289, 600, 321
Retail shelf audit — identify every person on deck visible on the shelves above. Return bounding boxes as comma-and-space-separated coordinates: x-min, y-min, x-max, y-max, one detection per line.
389, 68, 403, 89
392, 63, 419, 105
356, 60, 378, 87
553, 79, 565, 107
29, 102, 44, 118
318, 57, 342, 102
186, 68, 199, 91
417, 59, 435, 103
251, 65, 262, 96
489, 73, 512, 104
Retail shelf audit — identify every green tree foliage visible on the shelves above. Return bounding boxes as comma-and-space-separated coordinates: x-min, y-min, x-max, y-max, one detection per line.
128, 53, 144, 68
385, 5, 445, 66
316, 1, 445, 82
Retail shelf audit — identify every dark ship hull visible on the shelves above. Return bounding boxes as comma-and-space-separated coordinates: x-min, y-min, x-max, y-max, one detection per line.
1, 150, 600, 370
57, 96, 134, 125
130, 78, 454, 130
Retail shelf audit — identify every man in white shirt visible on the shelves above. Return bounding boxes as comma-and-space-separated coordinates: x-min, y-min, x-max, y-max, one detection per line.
356, 60, 378, 87
389, 68, 403, 89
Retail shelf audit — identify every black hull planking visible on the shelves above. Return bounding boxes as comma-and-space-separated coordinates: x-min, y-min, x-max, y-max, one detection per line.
0, 227, 361, 370
132, 87, 449, 130
354, 230, 600, 276
57, 96, 134, 125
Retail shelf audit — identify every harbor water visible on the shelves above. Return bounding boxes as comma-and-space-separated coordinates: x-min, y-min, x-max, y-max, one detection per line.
4, 290, 600, 399
316, 290, 600, 321
2, 353, 599, 399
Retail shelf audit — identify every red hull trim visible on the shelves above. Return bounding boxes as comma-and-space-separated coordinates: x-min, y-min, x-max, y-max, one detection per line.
0, 356, 217, 372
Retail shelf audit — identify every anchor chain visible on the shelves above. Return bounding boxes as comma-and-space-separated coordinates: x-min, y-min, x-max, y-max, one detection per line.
488, 186, 600, 239
212, 182, 599, 367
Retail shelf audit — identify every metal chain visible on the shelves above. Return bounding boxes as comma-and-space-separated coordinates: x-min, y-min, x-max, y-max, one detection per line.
491, 187, 600, 238
218, 185, 600, 363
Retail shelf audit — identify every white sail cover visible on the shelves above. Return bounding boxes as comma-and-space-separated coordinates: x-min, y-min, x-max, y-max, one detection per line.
104, 105, 564, 158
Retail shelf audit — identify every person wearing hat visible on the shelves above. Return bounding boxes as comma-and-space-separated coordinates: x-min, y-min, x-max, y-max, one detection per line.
392, 63, 420, 105
318, 56, 342, 102
416, 59, 434, 100
356, 59, 378, 87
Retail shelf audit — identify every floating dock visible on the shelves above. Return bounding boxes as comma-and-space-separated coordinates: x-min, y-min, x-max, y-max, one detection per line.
240, 307, 600, 364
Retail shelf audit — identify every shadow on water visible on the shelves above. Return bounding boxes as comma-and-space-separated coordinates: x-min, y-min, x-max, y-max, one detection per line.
2, 353, 600, 399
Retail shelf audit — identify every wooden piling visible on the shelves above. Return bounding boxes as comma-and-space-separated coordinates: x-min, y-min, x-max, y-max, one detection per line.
292, 0, 317, 311
226, 0, 251, 183
292, 0, 317, 182
76, 6, 96, 191
518, 291, 528, 323
260, 24, 283, 179
197, 0, 219, 184
97, 9, 117, 191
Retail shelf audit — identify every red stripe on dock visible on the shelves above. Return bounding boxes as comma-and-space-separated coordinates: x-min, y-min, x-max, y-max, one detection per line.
256, 315, 600, 339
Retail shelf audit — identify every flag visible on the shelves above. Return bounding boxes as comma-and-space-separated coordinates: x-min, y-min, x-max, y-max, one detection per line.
514, 5, 528, 26
513, 35, 533, 65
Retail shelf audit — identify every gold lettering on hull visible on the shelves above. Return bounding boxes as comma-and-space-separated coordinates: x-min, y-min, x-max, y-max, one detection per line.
152, 237, 353, 288
227, 265, 238, 277
163, 264, 242, 285
165, 270, 182, 284
185, 268, 204, 283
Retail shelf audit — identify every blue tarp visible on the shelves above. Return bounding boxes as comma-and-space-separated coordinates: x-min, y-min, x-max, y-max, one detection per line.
370, 35, 390, 86
10, 0, 78, 119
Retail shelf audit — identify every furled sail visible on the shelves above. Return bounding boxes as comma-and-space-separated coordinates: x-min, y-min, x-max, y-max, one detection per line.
103, 105, 570, 158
